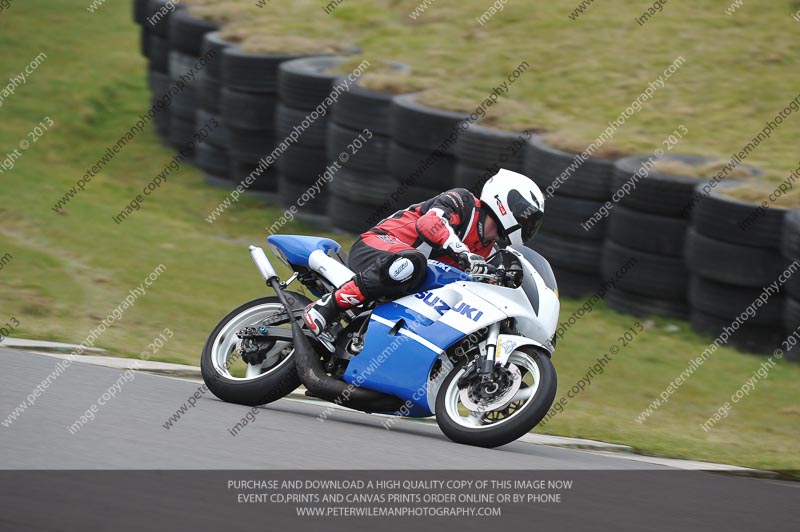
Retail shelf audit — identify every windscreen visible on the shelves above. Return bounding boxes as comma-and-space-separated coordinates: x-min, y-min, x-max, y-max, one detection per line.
514, 246, 558, 292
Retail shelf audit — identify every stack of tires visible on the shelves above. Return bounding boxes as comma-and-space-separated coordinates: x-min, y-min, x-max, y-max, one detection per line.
197, 32, 235, 183
781, 211, 800, 362
141, 0, 184, 139
323, 83, 412, 233
276, 56, 350, 219
133, 0, 150, 58
167, 9, 220, 159
599, 155, 703, 317
220, 46, 291, 196
453, 125, 529, 195
686, 184, 788, 354
525, 136, 616, 297
142, 0, 179, 75
388, 95, 466, 205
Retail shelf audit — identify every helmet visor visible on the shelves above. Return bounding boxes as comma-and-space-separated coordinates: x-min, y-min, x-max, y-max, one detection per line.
508, 189, 544, 243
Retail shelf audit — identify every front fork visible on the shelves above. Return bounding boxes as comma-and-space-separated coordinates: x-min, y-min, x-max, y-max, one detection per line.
457, 322, 501, 390
478, 322, 501, 382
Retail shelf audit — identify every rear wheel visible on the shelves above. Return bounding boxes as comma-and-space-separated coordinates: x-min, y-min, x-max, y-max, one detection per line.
200, 294, 311, 406
435, 347, 557, 448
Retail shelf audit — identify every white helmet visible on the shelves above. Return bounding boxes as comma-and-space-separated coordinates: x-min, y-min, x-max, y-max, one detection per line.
481, 168, 545, 247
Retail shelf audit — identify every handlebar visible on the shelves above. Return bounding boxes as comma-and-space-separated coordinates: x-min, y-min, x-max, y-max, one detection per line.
468, 264, 524, 288
466, 263, 500, 281
458, 252, 520, 285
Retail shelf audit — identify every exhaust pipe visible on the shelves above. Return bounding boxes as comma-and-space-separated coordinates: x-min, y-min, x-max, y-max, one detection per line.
249, 245, 403, 413
287, 317, 404, 413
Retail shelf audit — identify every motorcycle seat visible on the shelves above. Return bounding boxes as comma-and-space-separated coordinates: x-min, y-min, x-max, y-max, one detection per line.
267, 235, 342, 268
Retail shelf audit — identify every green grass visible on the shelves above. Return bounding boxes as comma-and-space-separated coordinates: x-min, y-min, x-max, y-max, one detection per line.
1, 0, 798, 473
193, 0, 799, 182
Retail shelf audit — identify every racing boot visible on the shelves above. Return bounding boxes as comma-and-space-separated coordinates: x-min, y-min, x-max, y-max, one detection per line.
302, 293, 339, 336
302, 280, 366, 336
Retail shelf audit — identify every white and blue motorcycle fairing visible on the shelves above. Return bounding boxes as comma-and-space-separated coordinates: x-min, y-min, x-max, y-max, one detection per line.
266, 234, 559, 418
203, 232, 559, 448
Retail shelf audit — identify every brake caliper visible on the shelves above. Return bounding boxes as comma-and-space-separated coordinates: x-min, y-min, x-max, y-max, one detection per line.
236, 326, 276, 365
459, 364, 522, 412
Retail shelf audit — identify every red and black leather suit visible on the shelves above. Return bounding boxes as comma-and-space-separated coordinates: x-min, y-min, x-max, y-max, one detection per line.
332, 188, 497, 308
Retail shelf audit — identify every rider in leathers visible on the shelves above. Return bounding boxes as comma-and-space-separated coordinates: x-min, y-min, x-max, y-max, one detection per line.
303, 169, 545, 336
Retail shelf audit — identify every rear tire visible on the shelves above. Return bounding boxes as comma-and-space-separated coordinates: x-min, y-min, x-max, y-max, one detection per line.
201, 294, 312, 407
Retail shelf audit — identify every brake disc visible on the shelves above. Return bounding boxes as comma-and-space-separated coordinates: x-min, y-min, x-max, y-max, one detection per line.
459, 363, 522, 412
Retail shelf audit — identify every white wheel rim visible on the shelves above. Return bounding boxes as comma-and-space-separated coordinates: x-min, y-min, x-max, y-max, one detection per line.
443, 351, 542, 429
210, 303, 295, 381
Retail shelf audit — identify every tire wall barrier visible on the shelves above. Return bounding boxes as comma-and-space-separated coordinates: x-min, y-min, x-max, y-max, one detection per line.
277, 56, 351, 219
600, 155, 704, 318
685, 181, 792, 356
329, 87, 452, 234
523, 136, 617, 299
195, 32, 233, 181
167, 8, 220, 157
133, 1, 797, 360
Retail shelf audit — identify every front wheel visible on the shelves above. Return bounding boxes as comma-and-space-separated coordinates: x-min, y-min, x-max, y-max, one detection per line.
200, 293, 312, 407
435, 347, 557, 448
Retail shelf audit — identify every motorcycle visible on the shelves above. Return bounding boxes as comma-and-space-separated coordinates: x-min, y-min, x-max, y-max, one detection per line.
200, 234, 560, 448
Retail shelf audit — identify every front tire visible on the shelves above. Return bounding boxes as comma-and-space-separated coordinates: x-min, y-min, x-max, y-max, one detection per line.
435, 347, 557, 448
200, 293, 311, 406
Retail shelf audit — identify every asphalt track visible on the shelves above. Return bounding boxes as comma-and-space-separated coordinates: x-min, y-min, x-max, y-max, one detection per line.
0, 348, 663, 470
1, 348, 797, 531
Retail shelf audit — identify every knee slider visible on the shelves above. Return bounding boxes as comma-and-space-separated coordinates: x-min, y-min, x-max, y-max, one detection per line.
386, 252, 426, 285
387, 257, 415, 282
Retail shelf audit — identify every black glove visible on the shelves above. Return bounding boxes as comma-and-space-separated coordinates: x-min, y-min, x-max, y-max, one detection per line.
458, 253, 489, 275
